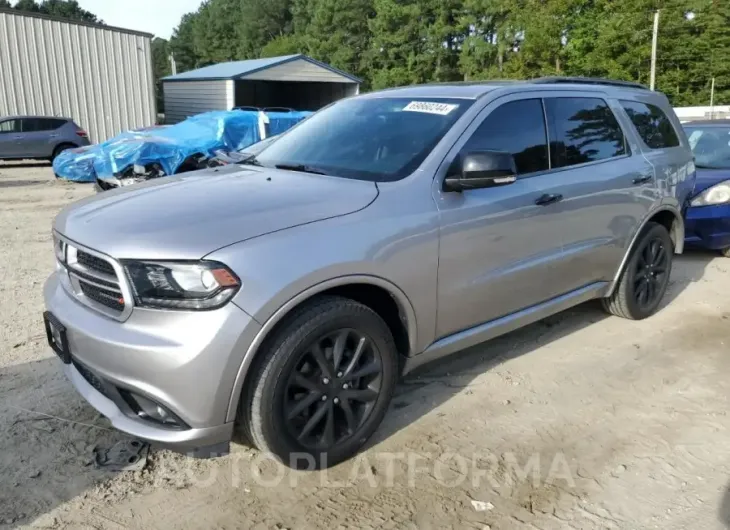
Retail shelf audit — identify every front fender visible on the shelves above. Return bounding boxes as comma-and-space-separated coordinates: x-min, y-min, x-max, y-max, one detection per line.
205, 203, 441, 422
222, 274, 418, 423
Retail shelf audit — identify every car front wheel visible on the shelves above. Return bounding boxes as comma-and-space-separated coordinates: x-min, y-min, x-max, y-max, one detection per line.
240, 296, 398, 469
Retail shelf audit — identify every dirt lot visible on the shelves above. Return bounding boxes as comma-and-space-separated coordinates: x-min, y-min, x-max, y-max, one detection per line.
1, 162, 730, 530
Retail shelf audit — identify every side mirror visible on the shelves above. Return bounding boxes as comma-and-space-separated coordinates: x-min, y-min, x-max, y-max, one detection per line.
443, 150, 518, 192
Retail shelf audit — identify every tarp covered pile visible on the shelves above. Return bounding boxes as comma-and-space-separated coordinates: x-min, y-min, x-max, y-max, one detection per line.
53, 109, 311, 183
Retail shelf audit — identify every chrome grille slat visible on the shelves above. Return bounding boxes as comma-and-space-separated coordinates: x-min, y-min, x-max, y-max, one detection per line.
79, 281, 125, 312
55, 235, 132, 319
70, 271, 122, 292
77, 250, 116, 276
69, 262, 118, 284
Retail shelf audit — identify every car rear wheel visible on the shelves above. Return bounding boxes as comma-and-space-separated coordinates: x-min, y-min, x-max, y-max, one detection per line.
51, 143, 76, 161
240, 296, 398, 469
602, 222, 673, 320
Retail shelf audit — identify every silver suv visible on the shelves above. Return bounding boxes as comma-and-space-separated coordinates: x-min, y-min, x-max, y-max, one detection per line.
44, 78, 696, 468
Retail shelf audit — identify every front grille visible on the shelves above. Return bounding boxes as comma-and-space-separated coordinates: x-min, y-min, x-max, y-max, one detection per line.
61, 242, 128, 317
77, 250, 116, 276
79, 281, 125, 311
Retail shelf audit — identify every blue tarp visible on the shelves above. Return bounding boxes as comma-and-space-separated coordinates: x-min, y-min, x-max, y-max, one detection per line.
53, 109, 311, 182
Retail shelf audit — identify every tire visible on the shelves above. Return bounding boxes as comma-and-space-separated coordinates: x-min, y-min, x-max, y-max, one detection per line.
51, 143, 76, 161
240, 296, 398, 469
602, 222, 674, 320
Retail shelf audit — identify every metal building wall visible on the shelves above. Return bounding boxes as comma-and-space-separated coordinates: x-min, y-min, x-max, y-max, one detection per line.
163, 80, 234, 124
0, 10, 156, 143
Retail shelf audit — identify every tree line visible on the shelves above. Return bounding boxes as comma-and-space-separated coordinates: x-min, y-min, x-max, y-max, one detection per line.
0, 0, 99, 22
150, 0, 728, 107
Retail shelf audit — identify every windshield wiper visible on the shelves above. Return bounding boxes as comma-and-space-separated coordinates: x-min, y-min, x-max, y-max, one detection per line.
274, 163, 329, 175
238, 154, 263, 166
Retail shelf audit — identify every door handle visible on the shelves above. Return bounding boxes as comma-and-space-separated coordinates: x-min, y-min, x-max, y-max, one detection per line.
535, 193, 563, 206
633, 174, 654, 185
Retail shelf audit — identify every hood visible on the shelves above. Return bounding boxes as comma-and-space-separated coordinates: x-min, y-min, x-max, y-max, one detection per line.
55, 165, 378, 260
694, 167, 730, 194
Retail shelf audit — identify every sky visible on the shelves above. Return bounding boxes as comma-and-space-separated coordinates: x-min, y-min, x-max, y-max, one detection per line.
75, 0, 204, 39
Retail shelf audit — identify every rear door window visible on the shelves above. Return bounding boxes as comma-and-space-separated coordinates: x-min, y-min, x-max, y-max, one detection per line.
0, 120, 19, 133
20, 119, 41, 132
461, 98, 550, 175
620, 100, 680, 149
545, 97, 627, 168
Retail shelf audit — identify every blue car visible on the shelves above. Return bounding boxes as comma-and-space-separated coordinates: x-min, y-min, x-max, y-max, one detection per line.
684, 120, 730, 256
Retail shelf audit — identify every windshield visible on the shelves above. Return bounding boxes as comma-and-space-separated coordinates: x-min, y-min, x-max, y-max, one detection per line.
252, 97, 473, 181
237, 135, 278, 156
685, 126, 730, 169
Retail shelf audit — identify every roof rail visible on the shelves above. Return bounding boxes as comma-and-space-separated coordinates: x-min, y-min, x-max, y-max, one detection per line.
531, 76, 648, 90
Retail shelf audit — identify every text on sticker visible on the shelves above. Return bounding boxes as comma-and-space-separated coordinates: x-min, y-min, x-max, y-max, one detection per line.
403, 101, 459, 116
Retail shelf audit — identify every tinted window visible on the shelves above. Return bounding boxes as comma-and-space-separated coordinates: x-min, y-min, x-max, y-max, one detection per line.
40, 118, 66, 131
20, 119, 40, 132
254, 97, 473, 182
462, 99, 549, 174
546, 98, 626, 168
621, 100, 680, 149
0, 120, 19, 133
21, 118, 65, 132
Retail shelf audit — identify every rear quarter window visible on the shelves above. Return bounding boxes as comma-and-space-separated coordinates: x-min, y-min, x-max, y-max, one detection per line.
45, 119, 67, 130
620, 100, 680, 149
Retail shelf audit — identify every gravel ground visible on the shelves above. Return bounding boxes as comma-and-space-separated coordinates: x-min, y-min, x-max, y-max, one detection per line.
1, 161, 730, 530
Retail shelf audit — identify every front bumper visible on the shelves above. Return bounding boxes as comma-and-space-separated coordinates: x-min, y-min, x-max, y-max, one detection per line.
44, 271, 261, 451
685, 204, 730, 250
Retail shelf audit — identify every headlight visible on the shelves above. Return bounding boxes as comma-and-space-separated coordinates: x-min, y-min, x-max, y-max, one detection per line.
53, 234, 66, 263
123, 260, 240, 310
691, 180, 730, 206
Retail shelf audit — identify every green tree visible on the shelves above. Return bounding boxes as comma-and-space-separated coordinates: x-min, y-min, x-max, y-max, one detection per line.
160, 0, 730, 104
13, 0, 101, 23
152, 37, 171, 111
369, 0, 464, 88
237, 0, 293, 58
192, 0, 242, 65
13, 0, 42, 12
459, 0, 515, 79
169, 13, 199, 72
298, 0, 374, 84
260, 33, 302, 58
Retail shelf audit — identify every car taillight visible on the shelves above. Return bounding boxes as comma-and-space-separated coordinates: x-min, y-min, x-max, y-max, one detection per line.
76, 130, 88, 138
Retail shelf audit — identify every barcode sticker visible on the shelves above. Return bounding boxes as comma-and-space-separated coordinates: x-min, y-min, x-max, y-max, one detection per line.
403, 101, 458, 115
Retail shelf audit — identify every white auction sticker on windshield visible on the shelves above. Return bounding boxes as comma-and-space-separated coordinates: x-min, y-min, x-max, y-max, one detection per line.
403, 101, 458, 115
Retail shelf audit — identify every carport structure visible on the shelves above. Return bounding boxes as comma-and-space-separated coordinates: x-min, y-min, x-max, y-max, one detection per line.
162, 54, 361, 123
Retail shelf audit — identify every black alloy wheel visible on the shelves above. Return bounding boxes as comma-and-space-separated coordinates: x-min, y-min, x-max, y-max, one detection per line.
602, 221, 674, 320
283, 328, 383, 450
241, 296, 398, 469
633, 236, 670, 311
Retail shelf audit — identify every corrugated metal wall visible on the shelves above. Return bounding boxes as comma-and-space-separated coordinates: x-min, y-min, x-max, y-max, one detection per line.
163, 80, 234, 124
0, 10, 156, 143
